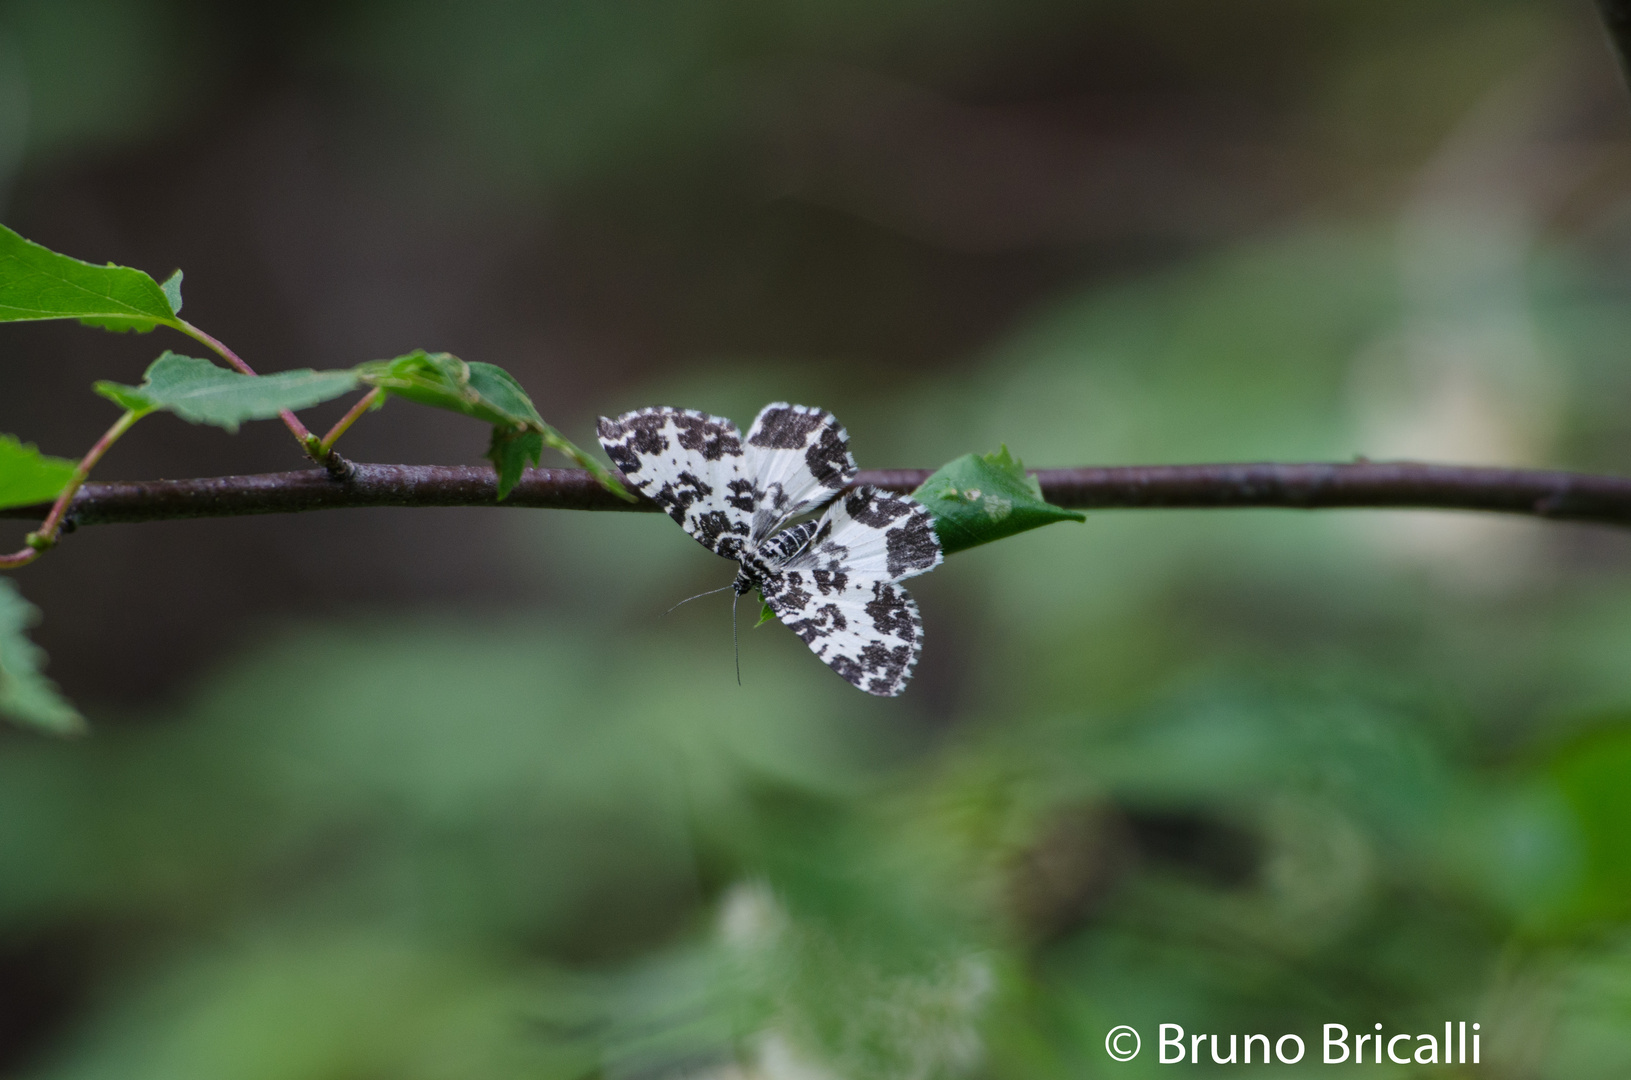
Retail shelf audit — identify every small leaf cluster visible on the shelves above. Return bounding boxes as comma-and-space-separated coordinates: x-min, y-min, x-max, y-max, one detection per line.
90, 349, 631, 500
0, 224, 629, 731
0, 221, 622, 498
356, 350, 625, 498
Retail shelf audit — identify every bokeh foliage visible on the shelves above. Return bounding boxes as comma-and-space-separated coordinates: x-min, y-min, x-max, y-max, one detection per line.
5, 220, 1631, 1077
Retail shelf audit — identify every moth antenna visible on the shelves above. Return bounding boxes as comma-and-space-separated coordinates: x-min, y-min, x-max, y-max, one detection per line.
662, 583, 733, 616
732, 591, 742, 686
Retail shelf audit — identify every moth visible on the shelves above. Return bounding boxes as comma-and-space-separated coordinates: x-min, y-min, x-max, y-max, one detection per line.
597, 403, 943, 696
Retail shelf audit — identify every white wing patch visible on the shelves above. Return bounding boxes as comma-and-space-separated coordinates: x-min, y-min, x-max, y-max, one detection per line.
743, 403, 857, 540
597, 407, 754, 557
598, 403, 944, 698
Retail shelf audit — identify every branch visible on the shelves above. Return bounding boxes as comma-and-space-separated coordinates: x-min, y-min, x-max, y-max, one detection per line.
4, 461, 1631, 529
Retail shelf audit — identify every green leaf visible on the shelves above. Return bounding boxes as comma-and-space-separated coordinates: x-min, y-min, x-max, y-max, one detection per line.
161, 269, 183, 315
93, 352, 359, 433
92, 382, 152, 413
0, 223, 179, 333
0, 435, 77, 511
487, 427, 543, 500
466, 361, 544, 427
756, 598, 775, 627
911, 445, 1084, 555
0, 578, 83, 735
357, 350, 506, 424
358, 350, 634, 501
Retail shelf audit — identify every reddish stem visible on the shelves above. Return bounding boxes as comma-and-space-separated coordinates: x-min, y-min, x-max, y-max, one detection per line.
177, 319, 317, 450
1, 409, 141, 568
320, 389, 382, 453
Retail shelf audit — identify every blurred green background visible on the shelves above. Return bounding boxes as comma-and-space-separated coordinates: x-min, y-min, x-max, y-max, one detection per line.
5, 0, 1631, 1075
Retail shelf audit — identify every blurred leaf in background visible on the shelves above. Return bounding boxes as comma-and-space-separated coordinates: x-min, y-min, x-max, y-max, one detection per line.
0, 577, 81, 734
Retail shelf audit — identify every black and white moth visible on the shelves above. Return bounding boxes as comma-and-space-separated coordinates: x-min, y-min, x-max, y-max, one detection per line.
597, 403, 942, 696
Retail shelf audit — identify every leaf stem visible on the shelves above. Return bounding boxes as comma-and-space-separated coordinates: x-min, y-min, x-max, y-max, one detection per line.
1, 409, 142, 568
319, 389, 381, 454
540, 429, 636, 501
175, 319, 318, 453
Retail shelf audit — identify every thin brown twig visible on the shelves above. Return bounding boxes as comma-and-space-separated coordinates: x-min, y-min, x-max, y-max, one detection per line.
3, 461, 1631, 530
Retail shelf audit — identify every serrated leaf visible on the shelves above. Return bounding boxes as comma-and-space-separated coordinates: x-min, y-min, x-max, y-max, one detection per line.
487, 427, 543, 500
358, 350, 634, 501
912, 445, 1084, 555
0, 578, 84, 735
0, 435, 77, 511
93, 352, 360, 433
0, 223, 179, 332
